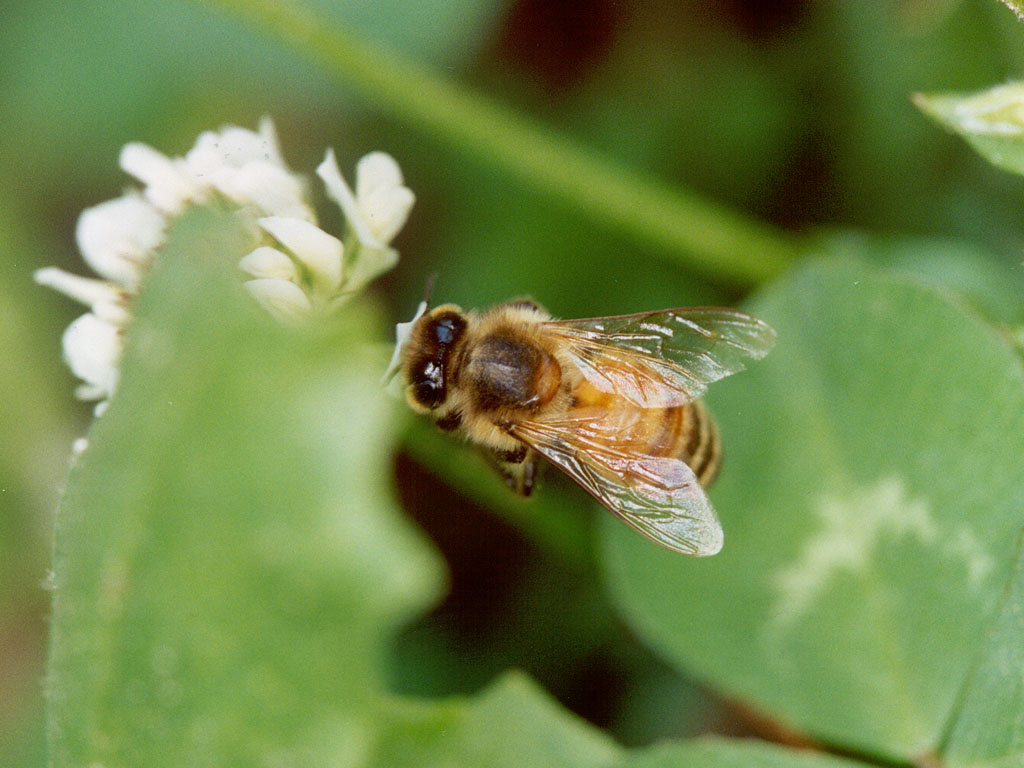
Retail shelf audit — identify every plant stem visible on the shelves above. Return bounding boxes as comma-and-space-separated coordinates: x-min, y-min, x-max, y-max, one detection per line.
195, 0, 803, 288
401, 419, 594, 573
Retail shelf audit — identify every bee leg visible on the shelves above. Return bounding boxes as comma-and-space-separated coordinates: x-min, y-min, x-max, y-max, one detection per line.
481, 445, 540, 497
518, 450, 539, 497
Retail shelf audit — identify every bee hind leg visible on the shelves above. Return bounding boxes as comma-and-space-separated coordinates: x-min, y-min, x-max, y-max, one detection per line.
482, 445, 540, 497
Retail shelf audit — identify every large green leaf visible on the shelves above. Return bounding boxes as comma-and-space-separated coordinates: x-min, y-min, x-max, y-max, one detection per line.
615, 738, 868, 768
375, 671, 622, 768
997, 0, 1024, 20
45, 209, 444, 764
604, 259, 1024, 761
944, 538, 1024, 768
812, 229, 1024, 326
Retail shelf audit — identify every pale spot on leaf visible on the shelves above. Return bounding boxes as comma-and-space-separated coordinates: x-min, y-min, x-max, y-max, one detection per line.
946, 526, 994, 587
769, 476, 990, 631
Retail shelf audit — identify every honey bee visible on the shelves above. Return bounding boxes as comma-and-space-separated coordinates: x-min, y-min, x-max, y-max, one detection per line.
398, 298, 775, 555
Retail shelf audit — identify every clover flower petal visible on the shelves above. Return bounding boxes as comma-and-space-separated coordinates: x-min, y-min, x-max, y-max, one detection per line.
355, 152, 416, 245
120, 142, 200, 215
239, 247, 299, 282
244, 278, 313, 321
62, 313, 123, 405
361, 183, 417, 246
258, 216, 343, 294
34, 268, 131, 325
217, 162, 314, 221
316, 148, 414, 299
186, 124, 280, 174
317, 148, 414, 249
186, 117, 285, 171
76, 195, 166, 291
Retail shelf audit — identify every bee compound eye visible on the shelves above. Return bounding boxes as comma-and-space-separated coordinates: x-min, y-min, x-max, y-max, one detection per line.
434, 319, 455, 344
431, 313, 465, 345
410, 359, 446, 409
412, 380, 441, 408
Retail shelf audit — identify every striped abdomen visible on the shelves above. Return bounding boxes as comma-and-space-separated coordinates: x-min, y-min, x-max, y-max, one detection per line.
675, 400, 721, 487
568, 378, 721, 488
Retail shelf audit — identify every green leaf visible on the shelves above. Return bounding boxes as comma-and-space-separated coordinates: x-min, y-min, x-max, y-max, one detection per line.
915, 82, 1024, 177
375, 672, 623, 768
45, 208, 445, 765
810, 229, 1024, 326
604, 259, 1024, 761
944, 537, 1024, 768
616, 737, 871, 768
997, 0, 1024, 21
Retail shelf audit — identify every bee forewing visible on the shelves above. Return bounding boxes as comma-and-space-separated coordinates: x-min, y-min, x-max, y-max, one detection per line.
511, 413, 723, 556
547, 307, 776, 407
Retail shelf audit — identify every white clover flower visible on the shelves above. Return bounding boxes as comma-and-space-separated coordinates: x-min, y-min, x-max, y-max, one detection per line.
243, 278, 313, 322
352, 152, 417, 245
76, 194, 164, 291
316, 149, 415, 294
61, 313, 123, 403
38, 116, 416, 420
257, 216, 344, 295
238, 147, 416, 319
119, 117, 314, 221
34, 267, 132, 326
238, 246, 299, 281
34, 265, 133, 415
237, 214, 347, 321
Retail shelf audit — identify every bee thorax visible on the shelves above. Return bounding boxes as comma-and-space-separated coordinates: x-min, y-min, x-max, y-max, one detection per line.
465, 334, 561, 413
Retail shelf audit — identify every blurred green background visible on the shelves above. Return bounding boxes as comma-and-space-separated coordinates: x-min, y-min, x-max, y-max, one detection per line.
5, 0, 1024, 765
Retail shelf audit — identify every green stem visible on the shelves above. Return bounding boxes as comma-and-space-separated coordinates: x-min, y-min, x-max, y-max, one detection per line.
401, 419, 594, 573
194, 0, 802, 288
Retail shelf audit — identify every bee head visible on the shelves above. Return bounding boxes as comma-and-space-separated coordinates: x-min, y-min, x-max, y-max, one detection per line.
403, 304, 467, 413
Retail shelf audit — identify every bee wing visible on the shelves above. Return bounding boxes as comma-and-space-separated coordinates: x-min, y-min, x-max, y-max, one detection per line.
546, 307, 776, 407
510, 410, 723, 556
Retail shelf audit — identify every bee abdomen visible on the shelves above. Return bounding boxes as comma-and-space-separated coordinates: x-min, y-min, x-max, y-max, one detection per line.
681, 400, 721, 488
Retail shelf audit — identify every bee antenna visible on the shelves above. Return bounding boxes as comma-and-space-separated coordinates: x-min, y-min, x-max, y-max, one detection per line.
422, 272, 438, 308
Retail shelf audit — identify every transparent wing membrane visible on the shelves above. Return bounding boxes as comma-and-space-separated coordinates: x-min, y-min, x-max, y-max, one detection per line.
511, 411, 723, 556
547, 307, 776, 407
